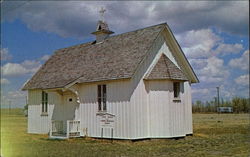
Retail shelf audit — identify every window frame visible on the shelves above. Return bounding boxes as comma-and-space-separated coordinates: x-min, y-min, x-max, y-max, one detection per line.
173, 82, 180, 99
41, 91, 48, 115
97, 84, 107, 112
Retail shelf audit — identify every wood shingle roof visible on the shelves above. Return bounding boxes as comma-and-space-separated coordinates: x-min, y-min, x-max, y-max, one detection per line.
144, 54, 188, 81
23, 23, 166, 90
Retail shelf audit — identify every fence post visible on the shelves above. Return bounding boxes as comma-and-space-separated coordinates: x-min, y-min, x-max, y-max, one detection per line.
67, 120, 70, 138
101, 128, 103, 138
50, 120, 53, 137
111, 128, 113, 143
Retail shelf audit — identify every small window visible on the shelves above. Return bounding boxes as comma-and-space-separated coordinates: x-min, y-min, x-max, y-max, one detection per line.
98, 25, 102, 30
69, 98, 73, 102
173, 82, 180, 98
97, 84, 107, 112
42, 91, 48, 113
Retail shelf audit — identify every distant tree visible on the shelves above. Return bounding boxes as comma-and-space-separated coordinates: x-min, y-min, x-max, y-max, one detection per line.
24, 104, 28, 110
192, 100, 205, 113
23, 104, 28, 117
192, 97, 249, 113
240, 98, 250, 113
232, 97, 242, 113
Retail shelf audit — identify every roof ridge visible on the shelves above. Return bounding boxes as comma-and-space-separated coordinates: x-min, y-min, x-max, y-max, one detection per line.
55, 22, 167, 53
108, 22, 167, 38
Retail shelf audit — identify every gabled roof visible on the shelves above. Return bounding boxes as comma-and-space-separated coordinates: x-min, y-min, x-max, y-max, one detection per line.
22, 23, 166, 90
145, 54, 188, 81
163, 26, 199, 83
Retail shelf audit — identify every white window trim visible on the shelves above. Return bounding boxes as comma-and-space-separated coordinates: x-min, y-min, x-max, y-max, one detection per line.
97, 84, 107, 112
41, 91, 48, 116
173, 82, 181, 102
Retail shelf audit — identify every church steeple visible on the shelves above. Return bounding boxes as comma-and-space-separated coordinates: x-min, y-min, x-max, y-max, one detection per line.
91, 7, 114, 43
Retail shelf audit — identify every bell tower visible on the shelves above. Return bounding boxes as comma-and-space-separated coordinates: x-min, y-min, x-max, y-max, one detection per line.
91, 7, 114, 43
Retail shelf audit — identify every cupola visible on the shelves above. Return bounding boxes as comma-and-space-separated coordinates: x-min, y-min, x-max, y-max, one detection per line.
91, 8, 114, 43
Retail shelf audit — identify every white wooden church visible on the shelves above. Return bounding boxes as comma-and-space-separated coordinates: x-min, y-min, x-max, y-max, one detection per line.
23, 14, 199, 139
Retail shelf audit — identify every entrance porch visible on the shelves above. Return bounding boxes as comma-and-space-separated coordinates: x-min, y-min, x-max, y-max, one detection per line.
48, 89, 81, 139
49, 120, 81, 139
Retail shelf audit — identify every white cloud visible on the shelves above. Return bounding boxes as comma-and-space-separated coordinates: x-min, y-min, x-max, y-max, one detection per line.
21, 60, 41, 73
213, 43, 243, 56
234, 74, 249, 86
0, 48, 12, 61
191, 85, 220, 101
189, 59, 208, 69
197, 56, 229, 83
1, 59, 41, 77
7, 90, 27, 99
40, 55, 50, 61
229, 50, 249, 70
200, 57, 227, 75
177, 29, 245, 59
1, 63, 29, 76
177, 29, 221, 59
1, 90, 27, 108
192, 88, 209, 95
175, 27, 247, 101
2, 1, 249, 38
1, 78, 10, 85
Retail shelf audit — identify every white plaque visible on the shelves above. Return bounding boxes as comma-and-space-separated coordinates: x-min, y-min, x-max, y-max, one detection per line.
98, 113, 115, 128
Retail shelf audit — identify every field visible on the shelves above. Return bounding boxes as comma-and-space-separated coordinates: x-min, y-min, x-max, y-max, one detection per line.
1, 109, 249, 157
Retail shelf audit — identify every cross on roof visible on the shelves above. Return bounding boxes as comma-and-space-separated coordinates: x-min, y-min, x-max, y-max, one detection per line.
99, 7, 106, 22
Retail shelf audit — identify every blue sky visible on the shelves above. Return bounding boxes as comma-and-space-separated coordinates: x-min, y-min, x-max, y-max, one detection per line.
1, 1, 249, 108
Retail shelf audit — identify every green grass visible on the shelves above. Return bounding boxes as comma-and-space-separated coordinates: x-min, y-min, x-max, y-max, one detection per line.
1, 109, 250, 157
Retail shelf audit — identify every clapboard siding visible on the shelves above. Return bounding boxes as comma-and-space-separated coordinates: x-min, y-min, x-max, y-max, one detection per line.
129, 80, 148, 138
169, 82, 185, 137
147, 81, 171, 137
78, 80, 132, 139
28, 90, 60, 134
184, 82, 193, 134
146, 80, 186, 138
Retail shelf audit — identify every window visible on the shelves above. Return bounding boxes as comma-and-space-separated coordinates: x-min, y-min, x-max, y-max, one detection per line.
98, 84, 107, 112
42, 91, 48, 113
173, 82, 180, 98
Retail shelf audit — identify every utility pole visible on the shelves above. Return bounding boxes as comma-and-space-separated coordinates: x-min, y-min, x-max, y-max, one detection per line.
9, 100, 11, 114
216, 87, 220, 113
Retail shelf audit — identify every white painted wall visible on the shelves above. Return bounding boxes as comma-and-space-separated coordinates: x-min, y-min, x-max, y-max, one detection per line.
28, 90, 80, 134
77, 80, 132, 139
184, 82, 193, 134
146, 80, 171, 137
28, 90, 60, 134
145, 80, 191, 138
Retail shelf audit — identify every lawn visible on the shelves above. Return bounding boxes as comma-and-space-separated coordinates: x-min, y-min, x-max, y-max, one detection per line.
1, 109, 249, 157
